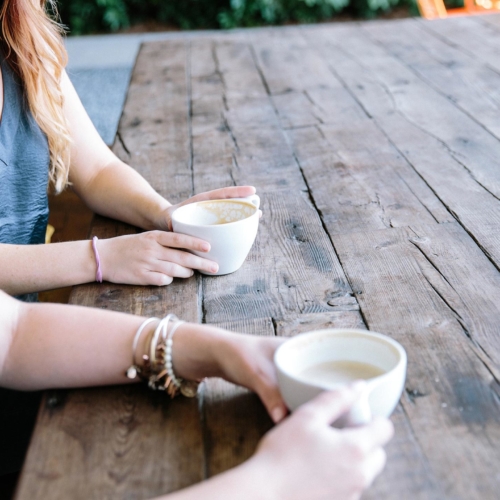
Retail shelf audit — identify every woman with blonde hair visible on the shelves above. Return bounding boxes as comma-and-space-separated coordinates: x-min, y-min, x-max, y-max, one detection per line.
0, 0, 255, 301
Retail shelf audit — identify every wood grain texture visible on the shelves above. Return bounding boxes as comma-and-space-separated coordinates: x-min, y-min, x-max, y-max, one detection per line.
334, 222, 500, 499
16, 388, 203, 500
289, 122, 451, 235
188, 38, 356, 324
190, 39, 306, 195
303, 24, 500, 268
275, 310, 364, 337
419, 16, 500, 75
363, 19, 500, 140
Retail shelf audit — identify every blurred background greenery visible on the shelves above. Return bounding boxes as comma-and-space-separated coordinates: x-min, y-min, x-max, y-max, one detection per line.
55, 0, 421, 36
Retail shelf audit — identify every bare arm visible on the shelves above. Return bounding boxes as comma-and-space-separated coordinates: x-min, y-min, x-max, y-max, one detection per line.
0, 230, 217, 295
0, 290, 285, 417
0, 240, 96, 296
61, 71, 170, 230
0, 291, 393, 500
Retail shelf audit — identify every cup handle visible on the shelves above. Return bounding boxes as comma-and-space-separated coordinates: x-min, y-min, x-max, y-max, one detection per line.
333, 384, 372, 428
235, 194, 260, 209
345, 388, 372, 427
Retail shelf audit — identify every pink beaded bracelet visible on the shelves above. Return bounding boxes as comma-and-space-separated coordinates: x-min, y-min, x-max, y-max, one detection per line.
92, 236, 103, 283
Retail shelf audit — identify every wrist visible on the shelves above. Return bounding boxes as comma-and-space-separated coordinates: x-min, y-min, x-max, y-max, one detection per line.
148, 199, 172, 231
172, 324, 230, 380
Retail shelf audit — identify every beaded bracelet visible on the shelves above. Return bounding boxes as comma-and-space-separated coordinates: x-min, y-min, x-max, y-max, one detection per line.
125, 314, 200, 398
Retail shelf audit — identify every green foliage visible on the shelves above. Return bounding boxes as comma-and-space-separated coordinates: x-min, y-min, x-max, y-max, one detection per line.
55, 0, 415, 36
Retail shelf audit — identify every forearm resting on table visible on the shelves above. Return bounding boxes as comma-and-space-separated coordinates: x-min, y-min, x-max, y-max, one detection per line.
0, 294, 225, 391
72, 159, 171, 231
0, 240, 98, 295
0, 299, 143, 390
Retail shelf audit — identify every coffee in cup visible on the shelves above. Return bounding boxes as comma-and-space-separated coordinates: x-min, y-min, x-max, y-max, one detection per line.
274, 329, 407, 426
171, 195, 260, 275
299, 360, 385, 386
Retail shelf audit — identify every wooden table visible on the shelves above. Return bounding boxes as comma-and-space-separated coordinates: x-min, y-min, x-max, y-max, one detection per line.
16, 15, 500, 499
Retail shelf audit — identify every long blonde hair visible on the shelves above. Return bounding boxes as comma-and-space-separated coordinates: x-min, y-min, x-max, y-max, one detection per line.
0, 0, 71, 193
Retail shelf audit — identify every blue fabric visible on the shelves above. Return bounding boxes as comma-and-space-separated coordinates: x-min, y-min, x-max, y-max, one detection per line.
0, 58, 49, 248
0, 57, 50, 303
0, 57, 49, 475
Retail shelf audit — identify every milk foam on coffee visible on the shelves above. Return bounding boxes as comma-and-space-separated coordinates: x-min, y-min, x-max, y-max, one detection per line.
299, 360, 385, 387
177, 200, 256, 226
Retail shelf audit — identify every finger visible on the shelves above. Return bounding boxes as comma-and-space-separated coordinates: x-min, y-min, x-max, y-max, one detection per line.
153, 261, 194, 279
361, 448, 387, 489
293, 382, 367, 426
255, 379, 288, 424
160, 248, 219, 274
156, 231, 211, 253
344, 417, 394, 454
147, 272, 174, 287
178, 186, 256, 206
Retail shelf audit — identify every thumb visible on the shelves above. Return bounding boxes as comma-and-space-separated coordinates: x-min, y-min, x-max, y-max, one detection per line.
293, 381, 367, 426
256, 381, 288, 424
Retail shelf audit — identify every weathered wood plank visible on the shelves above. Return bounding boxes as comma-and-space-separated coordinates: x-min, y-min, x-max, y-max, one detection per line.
419, 17, 500, 75
249, 29, 451, 236
188, 38, 358, 324
363, 19, 500, 141
303, 25, 500, 267
272, 86, 367, 130
116, 41, 193, 201
190, 40, 306, 194
305, 24, 500, 199
16, 387, 203, 500
252, 30, 339, 94
404, 222, 500, 370
334, 222, 500, 499
289, 122, 451, 235
275, 310, 364, 337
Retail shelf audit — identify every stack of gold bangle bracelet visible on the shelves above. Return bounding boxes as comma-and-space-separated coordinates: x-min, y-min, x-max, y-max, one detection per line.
126, 314, 200, 398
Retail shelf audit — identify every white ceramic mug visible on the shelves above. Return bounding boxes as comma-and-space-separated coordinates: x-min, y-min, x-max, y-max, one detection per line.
274, 329, 407, 426
171, 195, 260, 276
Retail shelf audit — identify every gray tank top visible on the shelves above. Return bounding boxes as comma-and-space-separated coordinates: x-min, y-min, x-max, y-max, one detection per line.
0, 57, 50, 301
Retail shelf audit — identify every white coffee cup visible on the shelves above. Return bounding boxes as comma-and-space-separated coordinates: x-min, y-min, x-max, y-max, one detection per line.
171, 195, 260, 276
274, 329, 407, 426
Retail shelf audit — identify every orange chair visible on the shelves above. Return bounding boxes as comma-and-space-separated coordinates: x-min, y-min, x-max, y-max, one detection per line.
417, 0, 500, 19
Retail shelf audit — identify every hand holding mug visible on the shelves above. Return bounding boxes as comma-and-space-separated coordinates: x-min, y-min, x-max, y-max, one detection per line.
247, 386, 394, 500
97, 231, 219, 286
